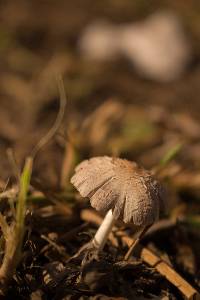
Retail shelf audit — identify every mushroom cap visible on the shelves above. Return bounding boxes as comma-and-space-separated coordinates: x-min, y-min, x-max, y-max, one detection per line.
71, 156, 163, 226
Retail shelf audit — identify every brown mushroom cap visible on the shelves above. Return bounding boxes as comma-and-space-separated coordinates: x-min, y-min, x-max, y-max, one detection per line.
71, 156, 163, 226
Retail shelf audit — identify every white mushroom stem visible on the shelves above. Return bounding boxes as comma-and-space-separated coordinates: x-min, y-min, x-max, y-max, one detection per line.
92, 209, 115, 251
91, 209, 152, 257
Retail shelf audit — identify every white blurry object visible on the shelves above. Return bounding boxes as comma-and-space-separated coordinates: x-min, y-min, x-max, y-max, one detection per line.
79, 21, 120, 60
119, 12, 191, 81
79, 12, 191, 81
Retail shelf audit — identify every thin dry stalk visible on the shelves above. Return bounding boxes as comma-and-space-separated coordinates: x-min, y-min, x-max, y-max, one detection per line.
31, 76, 67, 159
60, 140, 75, 189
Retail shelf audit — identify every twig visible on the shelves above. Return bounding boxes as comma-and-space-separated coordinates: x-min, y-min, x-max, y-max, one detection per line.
59, 223, 89, 242
124, 224, 152, 261
81, 209, 200, 300
40, 234, 68, 258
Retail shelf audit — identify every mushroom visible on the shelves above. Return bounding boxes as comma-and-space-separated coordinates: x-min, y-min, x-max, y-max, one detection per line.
71, 156, 164, 260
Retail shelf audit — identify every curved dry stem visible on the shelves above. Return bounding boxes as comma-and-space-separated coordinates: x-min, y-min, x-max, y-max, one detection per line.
31, 76, 67, 159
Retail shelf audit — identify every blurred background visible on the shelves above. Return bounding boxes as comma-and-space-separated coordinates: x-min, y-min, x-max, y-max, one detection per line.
0, 0, 200, 198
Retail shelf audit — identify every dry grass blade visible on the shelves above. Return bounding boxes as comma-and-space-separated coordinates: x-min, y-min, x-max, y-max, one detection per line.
7, 148, 20, 182
0, 214, 9, 239
0, 157, 32, 294
60, 140, 75, 189
81, 209, 200, 300
0, 187, 18, 200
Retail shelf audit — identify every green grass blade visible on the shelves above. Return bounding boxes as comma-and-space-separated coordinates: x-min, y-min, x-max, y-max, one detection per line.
159, 143, 183, 168
16, 157, 32, 233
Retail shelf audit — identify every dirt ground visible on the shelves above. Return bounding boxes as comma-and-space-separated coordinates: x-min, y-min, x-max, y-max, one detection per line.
0, 1, 200, 299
